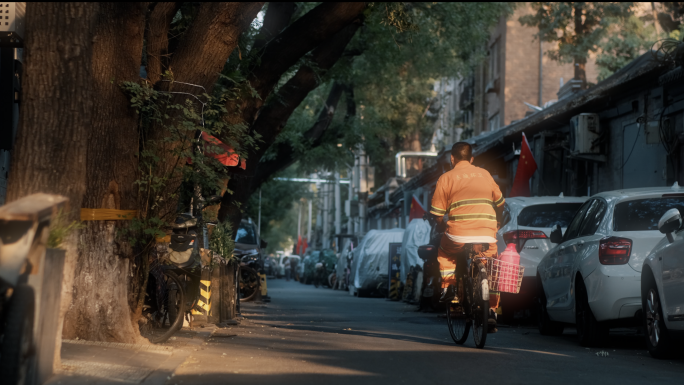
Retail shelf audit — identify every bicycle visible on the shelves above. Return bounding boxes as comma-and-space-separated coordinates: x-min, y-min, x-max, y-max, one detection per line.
138, 261, 186, 343
446, 245, 524, 349
446, 243, 491, 349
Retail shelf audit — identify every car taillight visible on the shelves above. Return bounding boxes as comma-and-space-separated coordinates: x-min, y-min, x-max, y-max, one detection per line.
599, 237, 632, 265
503, 230, 548, 252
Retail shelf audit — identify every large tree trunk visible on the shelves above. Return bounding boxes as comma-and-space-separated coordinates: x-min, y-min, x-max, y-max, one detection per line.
62, 3, 148, 343
218, 21, 362, 231
146, 2, 264, 224
145, 2, 179, 85
6, 0, 98, 360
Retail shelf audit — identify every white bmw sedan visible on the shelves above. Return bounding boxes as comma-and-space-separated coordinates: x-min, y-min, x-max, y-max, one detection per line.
641, 207, 684, 358
496, 195, 588, 319
537, 186, 684, 346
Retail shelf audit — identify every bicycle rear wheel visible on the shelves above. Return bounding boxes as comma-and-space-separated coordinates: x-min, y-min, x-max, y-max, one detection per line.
139, 270, 185, 343
447, 295, 470, 344
471, 270, 488, 349
239, 266, 260, 302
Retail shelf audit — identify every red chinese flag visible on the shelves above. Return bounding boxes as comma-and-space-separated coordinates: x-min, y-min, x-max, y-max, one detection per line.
409, 195, 426, 223
509, 133, 538, 197
296, 235, 303, 255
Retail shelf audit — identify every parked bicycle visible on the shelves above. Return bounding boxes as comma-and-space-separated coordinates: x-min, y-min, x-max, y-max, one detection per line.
138, 260, 185, 343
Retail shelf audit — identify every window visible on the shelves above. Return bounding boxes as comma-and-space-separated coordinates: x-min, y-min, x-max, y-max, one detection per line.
235, 221, 257, 244
488, 39, 499, 82
613, 197, 684, 231
579, 199, 607, 236
563, 200, 592, 241
488, 113, 500, 131
517, 203, 584, 228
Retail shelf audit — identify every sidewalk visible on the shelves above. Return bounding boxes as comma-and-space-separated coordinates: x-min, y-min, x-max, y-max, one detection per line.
47, 325, 220, 385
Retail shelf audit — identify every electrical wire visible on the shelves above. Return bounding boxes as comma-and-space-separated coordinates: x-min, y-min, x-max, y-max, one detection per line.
619, 123, 640, 170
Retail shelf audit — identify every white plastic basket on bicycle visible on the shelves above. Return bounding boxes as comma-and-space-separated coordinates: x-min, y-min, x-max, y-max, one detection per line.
485, 258, 524, 294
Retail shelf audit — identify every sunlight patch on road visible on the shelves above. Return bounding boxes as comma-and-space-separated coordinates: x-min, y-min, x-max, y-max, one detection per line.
492, 347, 573, 357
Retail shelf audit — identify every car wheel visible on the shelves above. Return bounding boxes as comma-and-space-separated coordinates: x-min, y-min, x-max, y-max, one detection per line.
537, 277, 564, 336
642, 274, 672, 358
575, 278, 607, 347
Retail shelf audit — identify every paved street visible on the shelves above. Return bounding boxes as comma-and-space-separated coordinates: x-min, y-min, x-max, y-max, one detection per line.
171, 279, 684, 385
50, 278, 684, 385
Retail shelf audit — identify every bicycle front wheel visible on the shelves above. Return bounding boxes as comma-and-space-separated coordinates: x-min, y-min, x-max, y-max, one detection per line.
447, 299, 469, 344
139, 270, 185, 344
471, 269, 488, 349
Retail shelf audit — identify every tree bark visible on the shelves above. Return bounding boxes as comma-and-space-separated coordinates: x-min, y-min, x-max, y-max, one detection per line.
6, 0, 98, 358
218, 21, 362, 232
145, 2, 179, 85
62, 3, 148, 343
165, 2, 263, 92
147, 2, 264, 223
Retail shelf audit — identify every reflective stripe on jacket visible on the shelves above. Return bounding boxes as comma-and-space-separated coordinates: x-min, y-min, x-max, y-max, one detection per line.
430, 161, 504, 239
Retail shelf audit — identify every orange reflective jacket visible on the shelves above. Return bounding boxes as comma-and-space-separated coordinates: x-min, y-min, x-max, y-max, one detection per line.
429, 161, 504, 239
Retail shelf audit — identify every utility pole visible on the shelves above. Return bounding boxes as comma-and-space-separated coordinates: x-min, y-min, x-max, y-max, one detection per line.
347, 166, 353, 235
538, 37, 543, 107
323, 183, 330, 249
358, 152, 367, 233
257, 188, 262, 236
297, 200, 301, 253
334, 171, 341, 250
307, 199, 312, 243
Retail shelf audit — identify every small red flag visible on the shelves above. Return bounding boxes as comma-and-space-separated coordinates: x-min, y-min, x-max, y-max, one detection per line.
296, 235, 303, 255
509, 133, 538, 197
409, 195, 426, 223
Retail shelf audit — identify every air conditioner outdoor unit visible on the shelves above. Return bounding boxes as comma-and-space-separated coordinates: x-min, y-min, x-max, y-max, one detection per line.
569, 113, 600, 154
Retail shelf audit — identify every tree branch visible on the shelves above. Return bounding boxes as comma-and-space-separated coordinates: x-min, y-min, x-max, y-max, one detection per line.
250, 2, 296, 54
251, 82, 346, 189
166, 2, 264, 92
145, 2, 180, 85
241, 2, 366, 122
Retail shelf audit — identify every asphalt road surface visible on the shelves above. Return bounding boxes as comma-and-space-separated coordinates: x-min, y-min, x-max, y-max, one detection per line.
170, 278, 684, 385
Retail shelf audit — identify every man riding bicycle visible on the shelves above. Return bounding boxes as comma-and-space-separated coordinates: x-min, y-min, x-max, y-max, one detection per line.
429, 142, 505, 332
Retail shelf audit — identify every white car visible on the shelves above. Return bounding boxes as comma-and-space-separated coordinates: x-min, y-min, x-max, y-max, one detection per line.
641, 206, 684, 358
496, 195, 588, 318
537, 186, 684, 346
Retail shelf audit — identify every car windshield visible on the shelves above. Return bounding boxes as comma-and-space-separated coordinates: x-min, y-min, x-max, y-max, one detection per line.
235, 222, 257, 244
614, 197, 684, 231
517, 203, 583, 228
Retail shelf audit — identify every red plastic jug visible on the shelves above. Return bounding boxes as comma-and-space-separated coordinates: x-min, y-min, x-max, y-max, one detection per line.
498, 243, 521, 292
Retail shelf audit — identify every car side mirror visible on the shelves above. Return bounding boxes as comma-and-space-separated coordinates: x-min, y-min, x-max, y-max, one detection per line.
260, 239, 268, 249
658, 208, 681, 243
550, 225, 563, 244
418, 244, 438, 260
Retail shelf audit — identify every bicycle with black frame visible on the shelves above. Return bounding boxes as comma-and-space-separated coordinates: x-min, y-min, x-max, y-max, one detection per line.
446, 243, 492, 348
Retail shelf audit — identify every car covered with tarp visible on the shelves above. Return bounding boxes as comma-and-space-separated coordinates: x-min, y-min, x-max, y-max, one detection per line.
350, 229, 405, 297
400, 219, 430, 284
